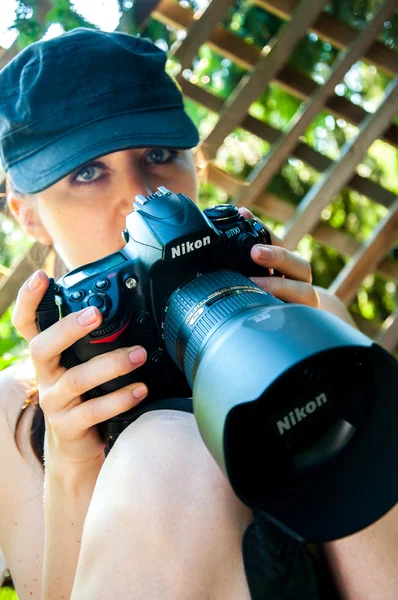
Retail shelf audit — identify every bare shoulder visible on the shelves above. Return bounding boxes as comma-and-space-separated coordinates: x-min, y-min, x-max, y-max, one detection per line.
314, 286, 358, 328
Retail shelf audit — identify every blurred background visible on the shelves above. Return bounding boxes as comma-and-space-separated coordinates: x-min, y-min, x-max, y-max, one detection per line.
0, 0, 397, 376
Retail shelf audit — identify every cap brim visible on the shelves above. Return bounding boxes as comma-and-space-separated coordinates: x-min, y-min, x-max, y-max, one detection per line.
9, 108, 199, 194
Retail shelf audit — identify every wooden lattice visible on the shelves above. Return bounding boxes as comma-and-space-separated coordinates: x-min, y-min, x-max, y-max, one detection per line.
0, 0, 397, 354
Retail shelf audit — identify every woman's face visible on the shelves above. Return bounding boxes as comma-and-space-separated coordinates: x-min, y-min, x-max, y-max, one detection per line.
31, 148, 198, 270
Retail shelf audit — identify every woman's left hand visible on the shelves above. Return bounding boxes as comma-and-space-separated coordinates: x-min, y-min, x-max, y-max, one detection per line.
239, 207, 320, 308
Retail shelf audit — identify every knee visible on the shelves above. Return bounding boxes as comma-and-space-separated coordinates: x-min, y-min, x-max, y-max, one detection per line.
84, 410, 250, 539
74, 412, 253, 599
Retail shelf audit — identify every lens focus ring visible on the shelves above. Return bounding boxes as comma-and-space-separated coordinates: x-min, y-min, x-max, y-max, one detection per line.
163, 270, 283, 387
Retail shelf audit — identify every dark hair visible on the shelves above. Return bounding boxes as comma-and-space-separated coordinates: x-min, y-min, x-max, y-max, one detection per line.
16, 391, 45, 467
5, 147, 208, 468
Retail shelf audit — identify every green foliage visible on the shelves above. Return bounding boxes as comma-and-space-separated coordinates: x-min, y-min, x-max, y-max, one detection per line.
1, 0, 397, 371
12, 1, 46, 47
11, 0, 96, 49
0, 303, 29, 371
0, 214, 32, 270
222, 0, 282, 47
45, 0, 96, 32
0, 587, 18, 599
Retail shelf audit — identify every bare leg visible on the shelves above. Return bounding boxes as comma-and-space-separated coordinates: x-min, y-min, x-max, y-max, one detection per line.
71, 410, 253, 600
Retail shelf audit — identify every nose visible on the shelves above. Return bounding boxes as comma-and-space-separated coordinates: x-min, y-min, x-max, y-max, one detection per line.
118, 168, 155, 213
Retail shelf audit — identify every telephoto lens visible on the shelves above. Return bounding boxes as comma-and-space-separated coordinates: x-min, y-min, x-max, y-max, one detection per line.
162, 269, 398, 542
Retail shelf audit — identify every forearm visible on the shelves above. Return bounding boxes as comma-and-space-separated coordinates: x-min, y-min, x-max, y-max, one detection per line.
42, 452, 105, 600
321, 503, 398, 600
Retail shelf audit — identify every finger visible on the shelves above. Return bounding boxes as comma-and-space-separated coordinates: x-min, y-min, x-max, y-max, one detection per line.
48, 382, 148, 439
29, 306, 103, 384
43, 346, 147, 414
251, 245, 312, 283
238, 207, 285, 248
12, 270, 50, 342
251, 276, 320, 307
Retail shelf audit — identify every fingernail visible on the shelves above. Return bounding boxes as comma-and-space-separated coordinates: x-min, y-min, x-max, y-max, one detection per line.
257, 246, 273, 260
77, 307, 98, 326
129, 348, 146, 364
28, 271, 42, 291
132, 385, 147, 400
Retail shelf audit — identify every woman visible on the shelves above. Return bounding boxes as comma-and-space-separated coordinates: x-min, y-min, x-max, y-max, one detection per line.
1, 27, 394, 600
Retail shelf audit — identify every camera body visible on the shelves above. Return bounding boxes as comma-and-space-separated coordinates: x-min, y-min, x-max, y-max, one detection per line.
37, 187, 276, 409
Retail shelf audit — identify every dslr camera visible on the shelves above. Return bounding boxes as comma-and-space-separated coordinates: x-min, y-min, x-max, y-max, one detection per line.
37, 187, 398, 543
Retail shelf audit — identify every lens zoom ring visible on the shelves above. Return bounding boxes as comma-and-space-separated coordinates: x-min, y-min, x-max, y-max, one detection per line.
163, 271, 257, 366
184, 291, 268, 387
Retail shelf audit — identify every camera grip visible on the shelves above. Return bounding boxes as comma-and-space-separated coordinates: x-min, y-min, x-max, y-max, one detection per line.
35, 277, 59, 332
35, 277, 80, 371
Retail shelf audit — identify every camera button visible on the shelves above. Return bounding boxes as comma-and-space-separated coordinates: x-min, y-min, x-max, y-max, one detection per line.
150, 349, 164, 365
136, 311, 151, 327
88, 294, 106, 310
204, 205, 238, 220
239, 232, 257, 251
95, 279, 109, 290
70, 290, 84, 302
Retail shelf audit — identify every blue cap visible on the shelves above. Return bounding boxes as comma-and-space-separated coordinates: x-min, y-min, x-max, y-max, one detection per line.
0, 28, 199, 194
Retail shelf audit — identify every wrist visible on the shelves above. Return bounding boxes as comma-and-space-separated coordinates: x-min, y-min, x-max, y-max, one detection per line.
44, 447, 105, 489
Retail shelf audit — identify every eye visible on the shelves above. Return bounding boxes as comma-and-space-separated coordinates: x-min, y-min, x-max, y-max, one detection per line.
144, 148, 177, 165
73, 163, 105, 183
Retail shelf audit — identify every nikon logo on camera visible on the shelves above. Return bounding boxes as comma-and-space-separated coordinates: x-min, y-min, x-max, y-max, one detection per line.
276, 393, 328, 435
171, 236, 211, 259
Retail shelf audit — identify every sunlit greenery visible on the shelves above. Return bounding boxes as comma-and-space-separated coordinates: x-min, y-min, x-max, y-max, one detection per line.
0, 587, 18, 600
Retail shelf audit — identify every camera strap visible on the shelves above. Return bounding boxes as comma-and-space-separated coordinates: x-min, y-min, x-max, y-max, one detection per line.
242, 512, 340, 600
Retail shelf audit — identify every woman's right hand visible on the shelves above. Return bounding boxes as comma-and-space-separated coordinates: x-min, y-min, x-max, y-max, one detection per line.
12, 269, 149, 464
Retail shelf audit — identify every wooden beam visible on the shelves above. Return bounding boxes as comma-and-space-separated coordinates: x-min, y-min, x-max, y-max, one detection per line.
172, 0, 236, 71
155, 1, 260, 69
154, 0, 398, 149
254, 0, 398, 77
276, 65, 398, 149
232, 0, 398, 210
0, 243, 51, 318
283, 78, 398, 250
180, 80, 396, 209
206, 164, 398, 282
202, 0, 326, 157
328, 198, 398, 305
